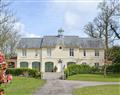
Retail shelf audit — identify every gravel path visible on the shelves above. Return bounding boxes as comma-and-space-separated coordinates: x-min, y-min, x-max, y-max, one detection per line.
33, 80, 120, 95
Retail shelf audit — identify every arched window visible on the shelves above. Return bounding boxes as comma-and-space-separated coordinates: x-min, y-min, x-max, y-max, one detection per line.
32, 62, 40, 71
45, 62, 54, 72
82, 62, 87, 65
67, 62, 76, 66
20, 62, 28, 68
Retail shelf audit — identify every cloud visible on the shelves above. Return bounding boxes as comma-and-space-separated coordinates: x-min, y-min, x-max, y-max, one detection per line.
50, 0, 100, 36
14, 22, 41, 38
64, 11, 80, 27
25, 33, 41, 38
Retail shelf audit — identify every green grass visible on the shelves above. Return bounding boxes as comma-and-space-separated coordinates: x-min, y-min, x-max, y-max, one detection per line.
73, 84, 120, 95
0, 76, 46, 95
67, 74, 120, 82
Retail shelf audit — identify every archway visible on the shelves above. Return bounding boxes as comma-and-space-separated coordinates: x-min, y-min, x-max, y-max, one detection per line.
32, 61, 40, 71
8, 62, 15, 68
20, 62, 28, 68
45, 62, 54, 72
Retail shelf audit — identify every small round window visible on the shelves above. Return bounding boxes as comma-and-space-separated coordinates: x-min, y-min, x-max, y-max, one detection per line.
59, 47, 62, 49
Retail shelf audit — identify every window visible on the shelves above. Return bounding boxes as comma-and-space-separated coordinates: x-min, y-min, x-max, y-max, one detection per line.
94, 63, 99, 67
22, 49, 27, 56
47, 48, 51, 56
70, 48, 74, 56
35, 50, 38, 57
83, 50, 86, 56
95, 50, 99, 56
59, 46, 62, 49
20, 62, 28, 68
82, 62, 87, 65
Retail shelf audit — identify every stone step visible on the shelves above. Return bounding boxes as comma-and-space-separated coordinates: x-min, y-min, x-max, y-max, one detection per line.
42, 72, 64, 80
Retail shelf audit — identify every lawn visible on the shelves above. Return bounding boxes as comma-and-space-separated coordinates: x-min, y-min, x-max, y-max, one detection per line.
67, 74, 120, 82
0, 76, 46, 95
73, 84, 120, 95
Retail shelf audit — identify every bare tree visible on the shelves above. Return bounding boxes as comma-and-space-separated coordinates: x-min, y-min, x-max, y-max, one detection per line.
0, 0, 20, 57
84, 0, 120, 48
84, 0, 120, 77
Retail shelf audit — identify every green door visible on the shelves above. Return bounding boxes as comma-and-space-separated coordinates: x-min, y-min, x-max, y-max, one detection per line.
32, 62, 40, 71
45, 62, 53, 72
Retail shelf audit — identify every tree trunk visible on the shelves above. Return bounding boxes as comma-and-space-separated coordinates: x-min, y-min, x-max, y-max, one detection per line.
104, 23, 108, 77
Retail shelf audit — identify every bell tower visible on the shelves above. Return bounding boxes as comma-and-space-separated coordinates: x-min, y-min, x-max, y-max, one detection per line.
58, 28, 64, 38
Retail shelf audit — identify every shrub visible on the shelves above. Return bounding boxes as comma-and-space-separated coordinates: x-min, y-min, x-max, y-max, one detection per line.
79, 64, 91, 74
91, 66, 102, 73
6, 68, 40, 78
107, 63, 120, 73
64, 68, 69, 78
64, 64, 92, 77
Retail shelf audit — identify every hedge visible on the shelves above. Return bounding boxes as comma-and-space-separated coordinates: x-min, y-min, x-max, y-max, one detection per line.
107, 63, 120, 73
64, 64, 94, 78
6, 68, 41, 78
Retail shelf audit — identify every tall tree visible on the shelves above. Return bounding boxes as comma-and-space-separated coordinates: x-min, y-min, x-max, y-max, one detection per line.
84, 0, 120, 77
0, 0, 20, 57
84, 0, 120, 48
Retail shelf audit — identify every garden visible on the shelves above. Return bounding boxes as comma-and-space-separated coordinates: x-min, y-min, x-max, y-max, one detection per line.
64, 64, 120, 82
0, 52, 45, 95
65, 64, 120, 95
0, 68, 46, 95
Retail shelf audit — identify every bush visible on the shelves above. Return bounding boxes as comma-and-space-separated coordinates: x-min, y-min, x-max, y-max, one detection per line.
91, 66, 102, 73
6, 68, 41, 78
107, 63, 120, 73
64, 64, 92, 77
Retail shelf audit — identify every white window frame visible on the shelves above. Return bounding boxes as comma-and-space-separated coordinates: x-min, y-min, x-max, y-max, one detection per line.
95, 50, 99, 56
94, 62, 99, 67
35, 49, 38, 57
70, 48, 74, 56
83, 50, 86, 56
47, 48, 51, 56
22, 49, 27, 56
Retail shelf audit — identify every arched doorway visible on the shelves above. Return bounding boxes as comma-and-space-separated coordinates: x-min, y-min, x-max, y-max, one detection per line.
20, 62, 28, 68
45, 62, 54, 72
32, 61, 40, 71
8, 62, 15, 68
67, 62, 76, 66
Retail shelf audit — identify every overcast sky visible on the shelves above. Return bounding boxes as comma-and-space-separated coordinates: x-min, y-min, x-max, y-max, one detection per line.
10, 0, 103, 37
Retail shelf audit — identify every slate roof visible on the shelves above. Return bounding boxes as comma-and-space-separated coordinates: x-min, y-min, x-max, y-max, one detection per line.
42, 36, 58, 48
17, 36, 104, 49
17, 38, 42, 49
79, 38, 104, 49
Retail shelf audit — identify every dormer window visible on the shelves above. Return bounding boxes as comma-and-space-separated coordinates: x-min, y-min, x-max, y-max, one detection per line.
59, 46, 62, 49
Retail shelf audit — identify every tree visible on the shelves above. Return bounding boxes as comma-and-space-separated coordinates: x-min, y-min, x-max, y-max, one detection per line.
107, 46, 120, 64
84, 0, 120, 48
84, 0, 120, 77
0, 0, 20, 57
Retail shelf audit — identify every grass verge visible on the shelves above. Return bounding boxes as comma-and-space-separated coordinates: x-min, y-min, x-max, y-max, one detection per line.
73, 84, 120, 95
0, 76, 46, 95
67, 74, 120, 82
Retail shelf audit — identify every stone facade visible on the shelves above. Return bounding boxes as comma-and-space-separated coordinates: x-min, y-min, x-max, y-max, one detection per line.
17, 33, 104, 72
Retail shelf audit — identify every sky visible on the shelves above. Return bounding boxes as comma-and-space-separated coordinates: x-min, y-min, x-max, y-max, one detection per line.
9, 0, 102, 37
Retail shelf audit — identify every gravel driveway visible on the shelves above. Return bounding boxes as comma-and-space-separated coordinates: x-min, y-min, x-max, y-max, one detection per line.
33, 79, 120, 95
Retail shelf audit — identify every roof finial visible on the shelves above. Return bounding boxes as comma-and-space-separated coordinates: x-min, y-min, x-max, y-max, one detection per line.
58, 28, 64, 37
